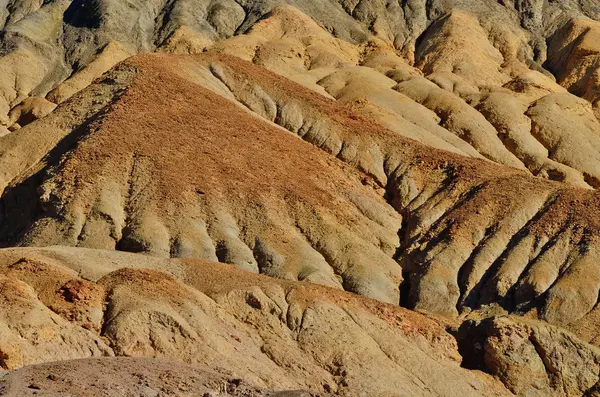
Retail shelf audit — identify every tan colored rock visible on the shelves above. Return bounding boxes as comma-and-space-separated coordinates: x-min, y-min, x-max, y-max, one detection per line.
0, 0, 71, 124
6, 53, 600, 328
395, 76, 525, 168
547, 18, 600, 106
502, 71, 567, 104
527, 92, 600, 187
7, 97, 56, 128
459, 316, 600, 397
0, 1, 597, 193
0, 274, 111, 370
2, 53, 404, 304
3, 4, 600, 395
46, 41, 134, 104
476, 91, 589, 187
0, 246, 513, 396
159, 26, 214, 54
317, 66, 484, 158
414, 11, 513, 88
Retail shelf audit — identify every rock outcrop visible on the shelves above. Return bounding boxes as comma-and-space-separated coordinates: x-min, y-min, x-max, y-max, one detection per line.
457, 316, 600, 397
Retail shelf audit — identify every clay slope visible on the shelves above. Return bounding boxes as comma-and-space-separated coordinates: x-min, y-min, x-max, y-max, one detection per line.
1, 246, 600, 396
0, 1, 600, 186
4, 52, 600, 350
0, 246, 511, 396
1, 53, 405, 304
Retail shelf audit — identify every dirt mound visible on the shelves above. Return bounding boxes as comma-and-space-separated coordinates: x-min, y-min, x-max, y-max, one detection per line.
0, 357, 312, 396
1, 52, 404, 303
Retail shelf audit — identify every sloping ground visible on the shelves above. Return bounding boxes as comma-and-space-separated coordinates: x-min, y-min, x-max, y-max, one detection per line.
0, 246, 511, 396
194, 53, 600, 342
0, 357, 313, 396
4, 52, 600, 353
1, 1, 600, 187
1, 246, 600, 396
0, 53, 404, 304
2, 2, 600, 396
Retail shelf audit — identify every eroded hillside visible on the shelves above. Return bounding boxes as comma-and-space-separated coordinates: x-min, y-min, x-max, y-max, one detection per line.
1, 1, 600, 185
3, 246, 600, 397
3, 52, 600, 336
0, 1, 600, 396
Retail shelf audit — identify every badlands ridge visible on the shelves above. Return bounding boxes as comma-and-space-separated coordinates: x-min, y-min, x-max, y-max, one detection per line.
1, 0, 600, 395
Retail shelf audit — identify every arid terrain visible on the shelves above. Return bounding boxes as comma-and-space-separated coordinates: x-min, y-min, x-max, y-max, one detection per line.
1, 0, 600, 396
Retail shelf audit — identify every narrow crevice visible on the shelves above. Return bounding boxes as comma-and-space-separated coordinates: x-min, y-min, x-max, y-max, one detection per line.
510, 222, 574, 310
584, 172, 600, 189
466, 192, 558, 312
528, 335, 555, 383
152, 0, 178, 50
450, 318, 490, 371
456, 224, 497, 311
399, 180, 485, 253
399, 270, 411, 308
98, 294, 117, 354
114, 153, 139, 253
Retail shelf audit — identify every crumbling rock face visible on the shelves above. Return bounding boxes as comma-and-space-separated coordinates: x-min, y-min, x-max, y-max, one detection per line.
457, 316, 600, 397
